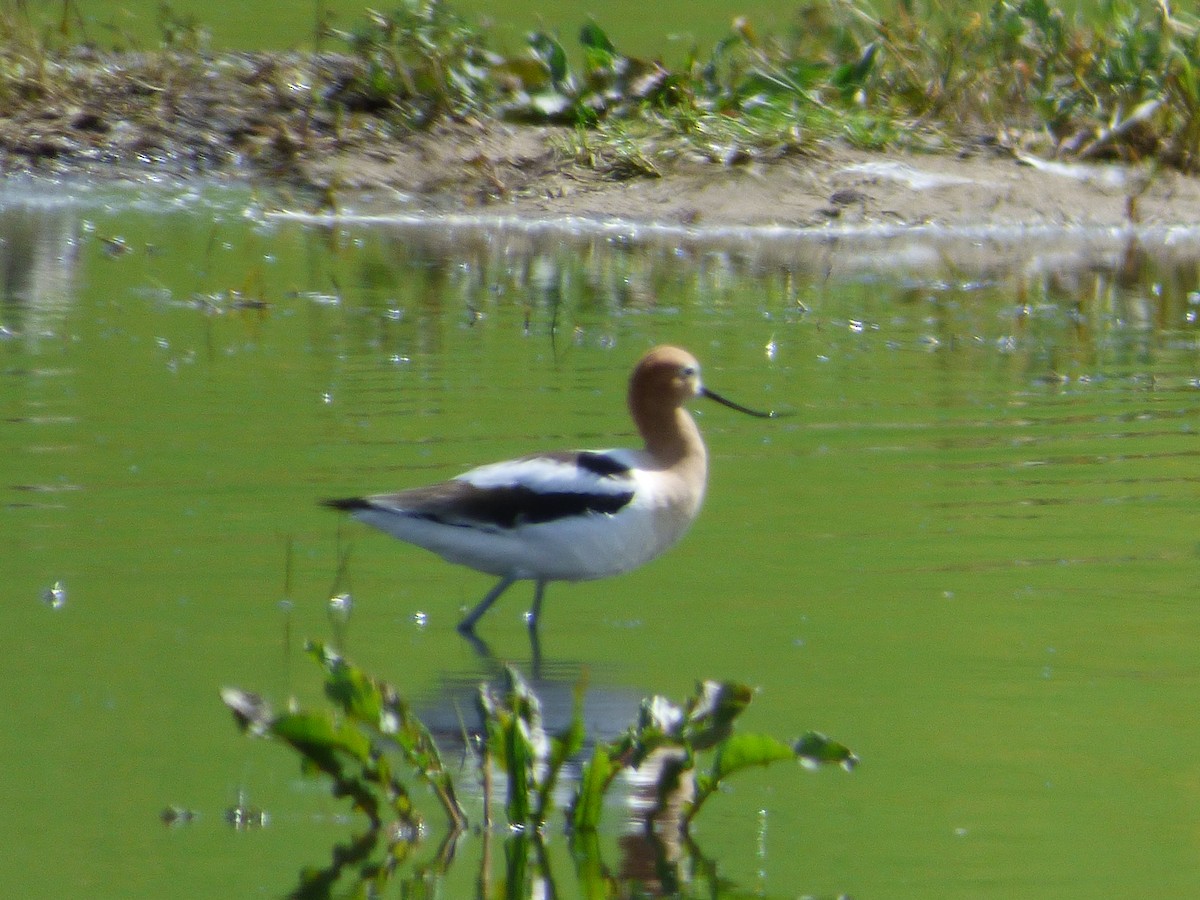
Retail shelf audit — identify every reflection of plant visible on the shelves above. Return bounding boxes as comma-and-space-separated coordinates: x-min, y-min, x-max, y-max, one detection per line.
222, 641, 856, 894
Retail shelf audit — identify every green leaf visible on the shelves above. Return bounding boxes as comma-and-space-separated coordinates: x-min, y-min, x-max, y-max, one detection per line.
795, 731, 859, 771
312, 641, 386, 725
688, 730, 857, 822
571, 745, 619, 832
529, 31, 569, 84
504, 712, 534, 825
535, 676, 587, 823
580, 21, 616, 73
571, 828, 607, 893
683, 680, 753, 749
491, 57, 552, 91
579, 21, 615, 55
710, 732, 796, 782
274, 712, 376, 778
478, 666, 553, 827
832, 41, 877, 99
688, 732, 793, 820
267, 711, 389, 825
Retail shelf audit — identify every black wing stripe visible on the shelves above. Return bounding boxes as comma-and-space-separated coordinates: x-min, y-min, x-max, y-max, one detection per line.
416, 484, 635, 529
575, 451, 634, 478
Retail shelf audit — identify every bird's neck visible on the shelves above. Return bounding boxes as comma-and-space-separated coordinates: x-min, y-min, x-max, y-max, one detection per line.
634, 404, 707, 474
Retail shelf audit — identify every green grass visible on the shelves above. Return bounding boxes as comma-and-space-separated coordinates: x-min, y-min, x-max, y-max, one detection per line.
3, 0, 1200, 174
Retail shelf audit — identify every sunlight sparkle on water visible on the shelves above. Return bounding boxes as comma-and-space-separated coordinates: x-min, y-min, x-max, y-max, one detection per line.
40, 581, 66, 610
328, 593, 353, 622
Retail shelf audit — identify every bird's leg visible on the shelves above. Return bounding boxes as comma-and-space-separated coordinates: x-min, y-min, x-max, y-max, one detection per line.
527, 580, 547, 631
459, 629, 498, 662
457, 573, 518, 634
529, 618, 543, 679
527, 580, 547, 678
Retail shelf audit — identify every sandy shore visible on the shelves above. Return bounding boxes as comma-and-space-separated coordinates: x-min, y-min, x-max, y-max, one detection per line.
293, 121, 1197, 232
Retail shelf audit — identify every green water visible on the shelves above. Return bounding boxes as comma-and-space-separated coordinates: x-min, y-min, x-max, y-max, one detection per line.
83, 0, 792, 60
5, 180, 1200, 896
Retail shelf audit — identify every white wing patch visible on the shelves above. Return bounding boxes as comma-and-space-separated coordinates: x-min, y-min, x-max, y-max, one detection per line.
458, 452, 634, 496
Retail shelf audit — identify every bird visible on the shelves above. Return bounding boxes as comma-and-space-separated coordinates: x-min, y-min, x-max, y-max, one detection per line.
322, 345, 774, 634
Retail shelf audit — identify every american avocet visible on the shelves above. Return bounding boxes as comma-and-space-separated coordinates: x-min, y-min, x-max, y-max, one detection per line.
323, 345, 773, 634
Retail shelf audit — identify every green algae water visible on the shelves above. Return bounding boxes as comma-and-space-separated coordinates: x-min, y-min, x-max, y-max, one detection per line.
4, 180, 1200, 895
82, 0, 792, 62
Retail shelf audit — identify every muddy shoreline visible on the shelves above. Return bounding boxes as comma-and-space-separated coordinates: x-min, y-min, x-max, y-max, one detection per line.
300, 121, 1200, 232
15, 118, 1199, 234
0, 49, 1195, 231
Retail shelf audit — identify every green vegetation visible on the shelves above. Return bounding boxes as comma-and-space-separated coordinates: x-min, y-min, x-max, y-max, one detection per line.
0, 0, 1199, 177
222, 641, 855, 894
518, 0, 1200, 168
333, 1, 493, 126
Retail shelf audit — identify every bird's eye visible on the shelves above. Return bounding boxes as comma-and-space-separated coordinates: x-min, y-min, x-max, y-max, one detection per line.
681, 365, 698, 378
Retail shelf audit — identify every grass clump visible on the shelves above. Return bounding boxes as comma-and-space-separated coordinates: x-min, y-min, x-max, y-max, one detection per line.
604, 0, 1200, 167
328, 0, 495, 127
777, 0, 1200, 166
869, 0, 1200, 164
491, 0, 1200, 170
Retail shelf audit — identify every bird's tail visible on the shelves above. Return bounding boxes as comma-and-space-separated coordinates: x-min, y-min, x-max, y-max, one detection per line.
320, 497, 373, 512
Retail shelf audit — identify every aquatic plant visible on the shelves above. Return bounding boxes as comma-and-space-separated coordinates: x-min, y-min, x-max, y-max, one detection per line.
221, 640, 855, 891
572, 679, 857, 834
223, 642, 466, 834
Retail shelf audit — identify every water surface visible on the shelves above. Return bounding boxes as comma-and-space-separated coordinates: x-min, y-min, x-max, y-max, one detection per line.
83, 0, 796, 63
4, 180, 1200, 896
